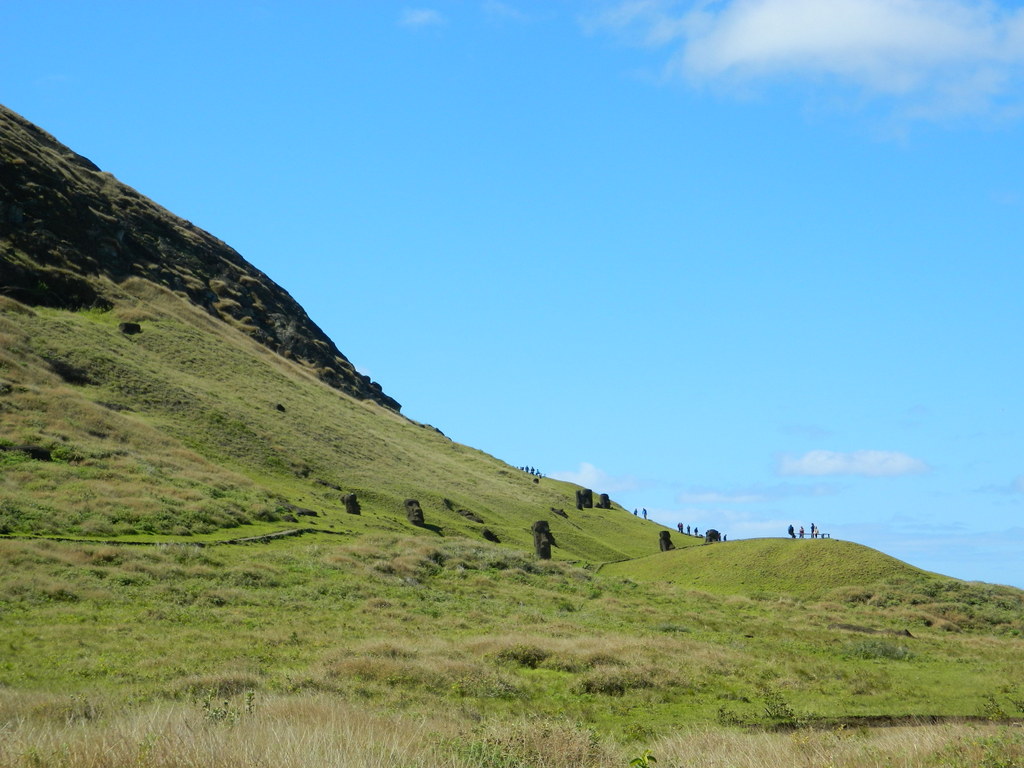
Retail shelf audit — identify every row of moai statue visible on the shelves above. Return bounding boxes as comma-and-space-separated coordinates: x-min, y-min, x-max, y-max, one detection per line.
336, 493, 425, 526
575, 488, 612, 510
658, 528, 721, 552
343, 494, 501, 542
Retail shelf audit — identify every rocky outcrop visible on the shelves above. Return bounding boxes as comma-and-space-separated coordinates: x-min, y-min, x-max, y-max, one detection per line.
0, 105, 399, 411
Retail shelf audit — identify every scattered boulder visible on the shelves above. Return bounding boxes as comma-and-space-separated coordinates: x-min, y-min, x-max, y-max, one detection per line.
281, 503, 318, 518
550, 507, 568, 519
0, 444, 52, 461
342, 493, 361, 515
118, 322, 142, 335
404, 499, 425, 526
275, 403, 286, 412
659, 531, 675, 551
457, 509, 484, 523
531, 520, 556, 559
575, 488, 593, 510
704, 528, 721, 543
482, 528, 500, 543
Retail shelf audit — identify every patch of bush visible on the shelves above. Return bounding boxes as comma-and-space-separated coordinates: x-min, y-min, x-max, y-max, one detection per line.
572, 667, 653, 696
493, 644, 550, 669
844, 638, 914, 661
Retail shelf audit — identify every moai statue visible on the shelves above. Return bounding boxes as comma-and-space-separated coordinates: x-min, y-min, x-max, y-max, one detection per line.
596, 493, 611, 509
550, 507, 568, 518
404, 499, 425, 526
659, 530, 675, 552
342, 493, 361, 515
532, 520, 556, 559
575, 488, 594, 510
704, 528, 721, 543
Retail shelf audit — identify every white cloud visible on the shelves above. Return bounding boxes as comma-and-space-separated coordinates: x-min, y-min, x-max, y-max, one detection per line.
779, 449, 929, 477
400, 8, 446, 27
589, 0, 1024, 120
482, 1, 529, 22
549, 462, 639, 493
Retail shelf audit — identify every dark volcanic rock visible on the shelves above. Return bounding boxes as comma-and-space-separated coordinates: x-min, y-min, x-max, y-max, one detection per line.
0, 104, 400, 411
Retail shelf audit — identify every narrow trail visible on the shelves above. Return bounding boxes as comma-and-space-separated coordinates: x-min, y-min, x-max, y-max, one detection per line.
0, 527, 353, 548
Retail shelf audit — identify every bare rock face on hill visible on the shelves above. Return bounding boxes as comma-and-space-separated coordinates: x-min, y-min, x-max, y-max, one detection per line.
0, 105, 399, 411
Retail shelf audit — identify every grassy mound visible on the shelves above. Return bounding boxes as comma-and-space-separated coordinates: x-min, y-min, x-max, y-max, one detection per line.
603, 538, 935, 599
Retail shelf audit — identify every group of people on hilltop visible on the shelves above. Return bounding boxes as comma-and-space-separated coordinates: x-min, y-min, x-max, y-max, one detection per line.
787, 523, 821, 539
519, 466, 543, 477
626, 509, 727, 541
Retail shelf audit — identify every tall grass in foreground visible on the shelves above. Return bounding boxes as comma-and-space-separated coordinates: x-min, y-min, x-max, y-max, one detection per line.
1, 692, 1022, 768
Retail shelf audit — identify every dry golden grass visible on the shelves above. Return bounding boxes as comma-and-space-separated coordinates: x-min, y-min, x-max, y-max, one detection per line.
1, 691, 1020, 768
652, 721, 1024, 767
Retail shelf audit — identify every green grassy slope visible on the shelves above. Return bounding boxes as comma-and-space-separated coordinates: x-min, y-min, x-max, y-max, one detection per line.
603, 538, 938, 599
0, 281, 669, 563
0, 534, 1022, 734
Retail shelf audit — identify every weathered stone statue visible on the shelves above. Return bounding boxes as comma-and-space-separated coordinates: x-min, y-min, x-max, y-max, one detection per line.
596, 493, 611, 509
550, 507, 568, 518
705, 528, 721, 543
458, 509, 484, 523
659, 530, 675, 551
532, 520, 556, 559
575, 488, 593, 510
482, 528, 500, 543
404, 499, 424, 526
342, 493, 360, 515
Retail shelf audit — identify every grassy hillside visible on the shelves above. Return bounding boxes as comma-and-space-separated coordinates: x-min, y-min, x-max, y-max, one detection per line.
4, 104, 1024, 767
604, 538, 938, 599
1, 532, 1023, 766
0, 283, 669, 563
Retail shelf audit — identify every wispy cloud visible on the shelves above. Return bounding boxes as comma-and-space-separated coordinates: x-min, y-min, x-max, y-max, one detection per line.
550, 462, 639, 493
976, 474, 1024, 495
588, 0, 1024, 120
400, 8, 446, 27
779, 449, 929, 477
482, 1, 529, 22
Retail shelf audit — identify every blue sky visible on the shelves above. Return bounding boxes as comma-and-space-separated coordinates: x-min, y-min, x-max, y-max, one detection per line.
4, 1, 1022, 587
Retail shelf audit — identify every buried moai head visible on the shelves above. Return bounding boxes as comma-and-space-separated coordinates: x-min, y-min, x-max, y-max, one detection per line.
531, 520, 556, 559
404, 499, 425, 526
596, 493, 611, 509
659, 530, 675, 551
704, 528, 721, 543
575, 488, 594, 510
342, 493, 361, 515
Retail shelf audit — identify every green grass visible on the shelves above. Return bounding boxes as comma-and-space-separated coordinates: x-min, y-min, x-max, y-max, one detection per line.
603, 538, 937, 599
0, 534, 1021, 733
0, 289, 660, 560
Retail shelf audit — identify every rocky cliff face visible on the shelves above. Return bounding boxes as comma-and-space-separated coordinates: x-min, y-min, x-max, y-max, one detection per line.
0, 105, 399, 411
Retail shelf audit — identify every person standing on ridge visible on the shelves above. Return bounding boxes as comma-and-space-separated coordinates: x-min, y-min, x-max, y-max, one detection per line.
788, 524, 795, 538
